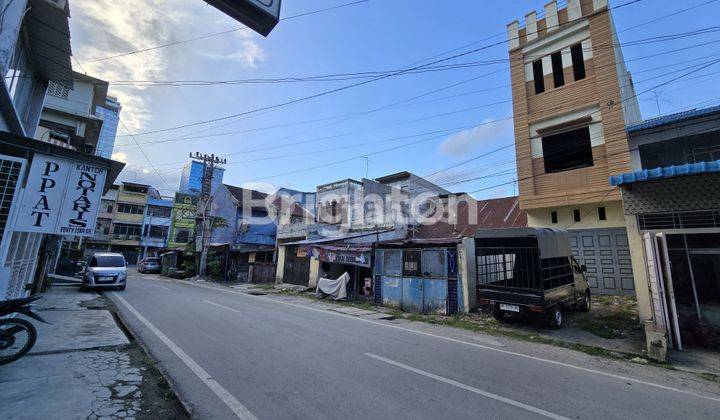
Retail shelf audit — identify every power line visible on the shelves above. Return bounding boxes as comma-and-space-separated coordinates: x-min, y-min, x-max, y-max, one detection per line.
118, 119, 173, 191
86, 0, 371, 64
117, 0, 645, 138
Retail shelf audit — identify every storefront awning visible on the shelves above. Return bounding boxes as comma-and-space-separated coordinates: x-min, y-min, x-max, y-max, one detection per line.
610, 160, 720, 187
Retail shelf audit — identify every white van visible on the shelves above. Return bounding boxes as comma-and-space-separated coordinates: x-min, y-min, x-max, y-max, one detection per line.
82, 253, 128, 290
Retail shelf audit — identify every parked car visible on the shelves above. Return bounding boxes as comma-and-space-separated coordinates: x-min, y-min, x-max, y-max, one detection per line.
138, 257, 161, 274
474, 228, 590, 329
82, 253, 128, 291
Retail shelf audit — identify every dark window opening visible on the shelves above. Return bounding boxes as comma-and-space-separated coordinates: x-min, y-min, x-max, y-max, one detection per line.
251, 207, 269, 218
570, 43, 586, 81
532, 60, 545, 94
551, 51, 565, 88
598, 206, 607, 221
551, 211, 558, 224
541, 126, 593, 173
403, 250, 421, 277
573, 209, 581, 223
117, 203, 144, 214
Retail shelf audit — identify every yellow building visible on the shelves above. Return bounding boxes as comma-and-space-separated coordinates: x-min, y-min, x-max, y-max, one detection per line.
507, 0, 642, 295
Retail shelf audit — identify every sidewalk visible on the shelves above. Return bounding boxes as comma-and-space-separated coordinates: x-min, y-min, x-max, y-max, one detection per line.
0, 286, 186, 420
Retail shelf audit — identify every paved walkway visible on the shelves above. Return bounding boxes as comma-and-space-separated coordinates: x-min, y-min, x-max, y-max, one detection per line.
0, 287, 174, 420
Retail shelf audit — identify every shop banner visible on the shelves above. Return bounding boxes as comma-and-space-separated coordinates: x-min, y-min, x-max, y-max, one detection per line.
315, 247, 371, 267
15, 154, 107, 237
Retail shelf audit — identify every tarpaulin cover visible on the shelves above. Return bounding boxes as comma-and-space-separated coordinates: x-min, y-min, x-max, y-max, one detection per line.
316, 272, 349, 300
474, 227, 572, 259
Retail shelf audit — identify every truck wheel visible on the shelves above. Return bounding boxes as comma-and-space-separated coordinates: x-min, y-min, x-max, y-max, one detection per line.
546, 306, 563, 329
492, 306, 505, 322
579, 291, 591, 312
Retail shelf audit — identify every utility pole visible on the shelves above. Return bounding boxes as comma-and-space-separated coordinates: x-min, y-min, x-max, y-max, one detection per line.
190, 152, 226, 278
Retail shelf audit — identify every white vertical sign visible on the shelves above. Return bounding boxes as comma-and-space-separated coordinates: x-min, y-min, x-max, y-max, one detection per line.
15, 154, 108, 237
57, 162, 107, 236
15, 155, 72, 233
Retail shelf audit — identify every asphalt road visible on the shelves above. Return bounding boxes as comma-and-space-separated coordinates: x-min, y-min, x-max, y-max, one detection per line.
107, 273, 720, 420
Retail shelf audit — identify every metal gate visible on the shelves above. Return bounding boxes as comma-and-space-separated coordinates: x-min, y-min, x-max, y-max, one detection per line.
570, 228, 635, 295
283, 247, 310, 285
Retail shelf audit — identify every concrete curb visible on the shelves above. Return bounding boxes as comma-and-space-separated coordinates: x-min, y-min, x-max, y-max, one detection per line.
106, 295, 195, 419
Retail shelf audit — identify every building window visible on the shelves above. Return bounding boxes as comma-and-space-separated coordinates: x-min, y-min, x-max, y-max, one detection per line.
551, 51, 564, 88
143, 225, 169, 238
147, 205, 172, 218
403, 250, 421, 277
113, 224, 141, 237
573, 209, 581, 223
47, 81, 70, 99
251, 207, 268, 218
541, 127, 593, 173
598, 206, 607, 221
117, 203, 144, 214
570, 43, 586, 81
175, 230, 190, 243
551, 211, 558, 224
532, 60, 545, 94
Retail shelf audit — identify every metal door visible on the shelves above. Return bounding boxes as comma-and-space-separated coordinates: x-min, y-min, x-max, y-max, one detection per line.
570, 228, 635, 295
401, 278, 423, 312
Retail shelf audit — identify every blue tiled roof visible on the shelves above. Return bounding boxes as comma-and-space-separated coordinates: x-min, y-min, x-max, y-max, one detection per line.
626, 104, 720, 133
610, 160, 720, 186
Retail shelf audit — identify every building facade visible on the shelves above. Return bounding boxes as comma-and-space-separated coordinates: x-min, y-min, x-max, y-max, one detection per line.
178, 159, 225, 197
507, 0, 642, 295
0, 0, 123, 300
109, 182, 160, 264
168, 192, 198, 250
611, 104, 720, 358
141, 196, 174, 259
94, 96, 122, 159
35, 72, 109, 155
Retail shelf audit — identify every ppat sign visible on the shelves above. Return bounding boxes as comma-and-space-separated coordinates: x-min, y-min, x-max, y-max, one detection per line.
15, 154, 107, 237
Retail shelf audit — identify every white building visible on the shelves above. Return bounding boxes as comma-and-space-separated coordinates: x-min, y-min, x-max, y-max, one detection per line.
0, 0, 123, 300
35, 72, 110, 155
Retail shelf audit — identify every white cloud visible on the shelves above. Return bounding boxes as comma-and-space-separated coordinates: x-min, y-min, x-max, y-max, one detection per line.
439, 119, 513, 156
111, 151, 127, 163
69, 0, 267, 132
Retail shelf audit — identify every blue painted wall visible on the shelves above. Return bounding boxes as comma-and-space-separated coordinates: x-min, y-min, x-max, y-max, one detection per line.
375, 247, 462, 315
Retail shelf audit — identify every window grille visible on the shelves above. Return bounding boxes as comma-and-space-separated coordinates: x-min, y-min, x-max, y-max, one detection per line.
47, 81, 70, 99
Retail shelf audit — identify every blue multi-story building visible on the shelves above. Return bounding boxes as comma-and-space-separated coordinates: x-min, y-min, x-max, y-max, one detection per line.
94, 96, 121, 159
140, 196, 175, 259
178, 160, 225, 196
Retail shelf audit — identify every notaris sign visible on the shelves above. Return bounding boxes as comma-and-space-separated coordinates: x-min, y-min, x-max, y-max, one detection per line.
15, 154, 107, 237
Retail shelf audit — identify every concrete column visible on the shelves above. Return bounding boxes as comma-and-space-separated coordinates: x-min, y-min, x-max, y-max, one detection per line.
525, 11, 538, 42
625, 215, 653, 322
544, 1, 559, 33
507, 20, 520, 50
308, 257, 320, 289
275, 245, 286, 284
458, 238, 477, 313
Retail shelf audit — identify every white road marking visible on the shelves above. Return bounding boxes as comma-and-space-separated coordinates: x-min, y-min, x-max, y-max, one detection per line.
365, 353, 570, 420
111, 293, 257, 420
144, 277, 720, 404
204, 299, 241, 313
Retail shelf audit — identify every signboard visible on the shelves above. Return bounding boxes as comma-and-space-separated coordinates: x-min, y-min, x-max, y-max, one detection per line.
15, 154, 107, 237
204, 0, 281, 37
315, 247, 371, 267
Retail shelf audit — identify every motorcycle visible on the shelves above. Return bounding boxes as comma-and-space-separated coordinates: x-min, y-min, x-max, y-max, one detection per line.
0, 296, 47, 365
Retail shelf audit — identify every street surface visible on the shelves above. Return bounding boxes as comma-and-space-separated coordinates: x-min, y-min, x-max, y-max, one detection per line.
108, 272, 720, 420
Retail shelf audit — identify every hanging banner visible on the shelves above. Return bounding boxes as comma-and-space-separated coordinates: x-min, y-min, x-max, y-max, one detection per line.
315, 246, 371, 267
15, 154, 107, 237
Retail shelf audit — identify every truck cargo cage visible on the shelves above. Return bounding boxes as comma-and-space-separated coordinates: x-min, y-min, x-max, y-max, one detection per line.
476, 246, 541, 292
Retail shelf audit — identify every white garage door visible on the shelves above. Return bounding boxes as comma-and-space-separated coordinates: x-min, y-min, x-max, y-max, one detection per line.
570, 228, 635, 295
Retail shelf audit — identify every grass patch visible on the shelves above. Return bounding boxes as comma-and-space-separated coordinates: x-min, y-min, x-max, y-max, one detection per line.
698, 372, 720, 383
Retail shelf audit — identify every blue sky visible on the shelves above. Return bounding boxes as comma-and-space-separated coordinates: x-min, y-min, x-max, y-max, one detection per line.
69, 0, 720, 197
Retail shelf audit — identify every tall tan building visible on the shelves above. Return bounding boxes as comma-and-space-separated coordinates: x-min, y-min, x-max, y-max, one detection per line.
507, 0, 642, 295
